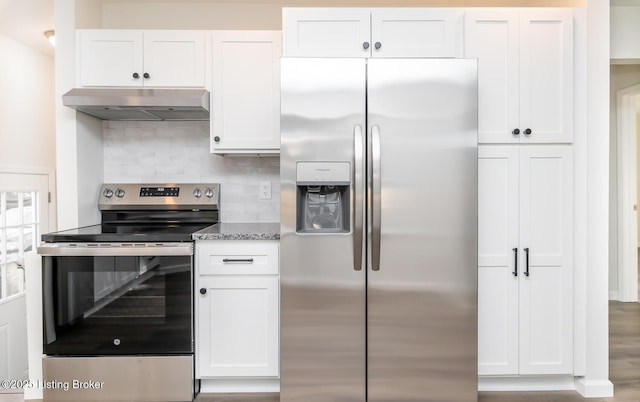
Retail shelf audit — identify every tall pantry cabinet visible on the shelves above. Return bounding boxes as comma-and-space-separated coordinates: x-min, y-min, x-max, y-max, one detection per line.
467, 9, 575, 378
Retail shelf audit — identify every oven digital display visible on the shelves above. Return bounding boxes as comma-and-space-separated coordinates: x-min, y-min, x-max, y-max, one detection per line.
139, 187, 180, 197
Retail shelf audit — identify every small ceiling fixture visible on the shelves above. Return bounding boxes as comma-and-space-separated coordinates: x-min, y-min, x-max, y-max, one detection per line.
44, 30, 55, 47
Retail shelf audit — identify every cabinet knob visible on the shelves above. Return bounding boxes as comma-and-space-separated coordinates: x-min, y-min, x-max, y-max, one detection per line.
143, 72, 150, 79
199, 288, 207, 295
214, 136, 221, 143
512, 128, 520, 135
363, 42, 370, 49
374, 42, 382, 50
133, 73, 140, 79
524, 128, 532, 135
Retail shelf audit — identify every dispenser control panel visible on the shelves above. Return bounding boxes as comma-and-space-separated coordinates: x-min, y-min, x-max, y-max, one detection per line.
296, 162, 350, 185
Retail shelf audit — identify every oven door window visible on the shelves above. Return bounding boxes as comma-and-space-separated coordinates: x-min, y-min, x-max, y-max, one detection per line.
42, 255, 192, 356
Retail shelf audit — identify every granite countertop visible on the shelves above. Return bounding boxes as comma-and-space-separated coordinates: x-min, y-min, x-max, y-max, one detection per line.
193, 222, 280, 241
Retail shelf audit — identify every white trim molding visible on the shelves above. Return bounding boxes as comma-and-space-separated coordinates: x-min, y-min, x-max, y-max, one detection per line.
575, 377, 615, 398
584, 0, 614, 397
200, 378, 280, 393
615, 84, 640, 302
479, 376, 575, 392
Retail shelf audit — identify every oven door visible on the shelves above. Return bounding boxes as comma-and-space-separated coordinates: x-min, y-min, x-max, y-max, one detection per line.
38, 243, 194, 356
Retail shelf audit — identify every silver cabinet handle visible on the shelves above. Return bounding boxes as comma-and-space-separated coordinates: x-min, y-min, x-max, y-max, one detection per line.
222, 258, 254, 263
371, 125, 382, 272
353, 125, 364, 271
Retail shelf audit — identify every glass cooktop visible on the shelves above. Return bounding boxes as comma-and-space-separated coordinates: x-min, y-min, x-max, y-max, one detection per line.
41, 223, 215, 243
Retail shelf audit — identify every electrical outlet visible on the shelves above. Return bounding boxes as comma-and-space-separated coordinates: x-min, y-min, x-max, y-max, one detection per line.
259, 181, 272, 200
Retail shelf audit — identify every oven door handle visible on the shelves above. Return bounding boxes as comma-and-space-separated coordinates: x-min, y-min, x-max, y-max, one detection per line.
37, 243, 194, 257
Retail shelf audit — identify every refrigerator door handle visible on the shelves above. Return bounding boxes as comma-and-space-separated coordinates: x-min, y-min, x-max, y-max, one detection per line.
353, 125, 364, 271
371, 125, 382, 272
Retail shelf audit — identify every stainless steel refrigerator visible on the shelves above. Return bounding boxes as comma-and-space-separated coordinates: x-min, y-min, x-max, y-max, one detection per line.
280, 58, 478, 402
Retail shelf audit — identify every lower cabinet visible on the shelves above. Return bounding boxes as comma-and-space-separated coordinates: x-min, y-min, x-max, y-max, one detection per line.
195, 241, 280, 380
478, 145, 573, 377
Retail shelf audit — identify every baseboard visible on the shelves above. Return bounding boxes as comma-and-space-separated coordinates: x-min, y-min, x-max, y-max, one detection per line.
24, 387, 43, 400
575, 377, 614, 397
479, 375, 575, 391
609, 290, 619, 300
200, 378, 279, 393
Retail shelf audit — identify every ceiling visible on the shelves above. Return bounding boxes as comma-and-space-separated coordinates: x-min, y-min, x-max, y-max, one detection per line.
0, 0, 54, 56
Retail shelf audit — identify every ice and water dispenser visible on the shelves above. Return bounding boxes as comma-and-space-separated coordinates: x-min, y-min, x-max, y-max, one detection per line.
296, 162, 350, 233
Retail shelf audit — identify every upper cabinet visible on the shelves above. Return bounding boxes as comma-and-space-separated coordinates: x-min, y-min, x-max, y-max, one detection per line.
210, 31, 281, 155
283, 8, 462, 58
464, 9, 573, 144
77, 30, 206, 87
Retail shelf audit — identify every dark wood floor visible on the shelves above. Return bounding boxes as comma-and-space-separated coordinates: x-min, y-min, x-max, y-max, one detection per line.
195, 301, 640, 402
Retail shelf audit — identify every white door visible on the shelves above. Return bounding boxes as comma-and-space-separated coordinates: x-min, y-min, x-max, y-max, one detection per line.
370, 8, 460, 58
464, 9, 519, 144
477, 145, 519, 375
143, 31, 205, 87
519, 9, 573, 144
282, 8, 371, 57
518, 146, 573, 375
78, 30, 144, 87
0, 173, 49, 383
211, 31, 281, 154
196, 276, 279, 378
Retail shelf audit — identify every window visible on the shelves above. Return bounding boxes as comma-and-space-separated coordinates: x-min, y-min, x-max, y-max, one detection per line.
0, 191, 39, 300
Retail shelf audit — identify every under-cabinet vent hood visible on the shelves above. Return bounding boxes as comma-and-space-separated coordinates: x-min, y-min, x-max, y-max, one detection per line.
62, 88, 210, 121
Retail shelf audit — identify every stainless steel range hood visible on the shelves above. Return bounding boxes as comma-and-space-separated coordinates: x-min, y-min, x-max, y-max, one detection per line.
62, 88, 210, 121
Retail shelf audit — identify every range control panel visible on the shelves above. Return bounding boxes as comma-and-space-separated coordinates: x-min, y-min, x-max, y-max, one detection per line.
140, 187, 180, 197
99, 183, 220, 211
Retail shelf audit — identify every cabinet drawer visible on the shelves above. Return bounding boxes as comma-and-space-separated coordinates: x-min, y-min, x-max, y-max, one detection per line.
197, 241, 279, 275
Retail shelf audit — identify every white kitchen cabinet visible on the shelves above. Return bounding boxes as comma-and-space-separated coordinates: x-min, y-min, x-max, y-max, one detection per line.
478, 145, 573, 376
465, 9, 573, 144
77, 30, 205, 87
282, 8, 462, 58
196, 241, 279, 379
211, 31, 281, 155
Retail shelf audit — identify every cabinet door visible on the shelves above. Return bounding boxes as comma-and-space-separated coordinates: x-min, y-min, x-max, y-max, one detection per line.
518, 146, 573, 375
282, 8, 371, 57
464, 10, 519, 144
370, 8, 460, 58
143, 31, 205, 87
519, 10, 573, 143
477, 146, 519, 376
211, 31, 281, 154
197, 276, 279, 378
78, 30, 144, 87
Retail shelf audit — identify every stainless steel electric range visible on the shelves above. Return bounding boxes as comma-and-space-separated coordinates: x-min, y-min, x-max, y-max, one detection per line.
37, 183, 219, 402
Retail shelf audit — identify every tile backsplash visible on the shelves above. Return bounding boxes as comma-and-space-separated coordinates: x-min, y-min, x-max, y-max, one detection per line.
103, 121, 280, 222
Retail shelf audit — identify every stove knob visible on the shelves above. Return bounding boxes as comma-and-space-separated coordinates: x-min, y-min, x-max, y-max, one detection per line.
103, 188, 114, 198
193, 188, 202, 198
205, 188, 215, 198
115, 188, 125, 198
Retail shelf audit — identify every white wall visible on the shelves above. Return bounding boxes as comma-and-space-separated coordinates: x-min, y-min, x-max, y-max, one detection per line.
56, 0, 105, 230
82, 0, 585, 29
609, 64, 640, 298
0, 32, 55, 170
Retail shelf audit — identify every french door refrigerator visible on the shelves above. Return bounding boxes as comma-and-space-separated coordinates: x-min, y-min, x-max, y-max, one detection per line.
280, 58, 478, 402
